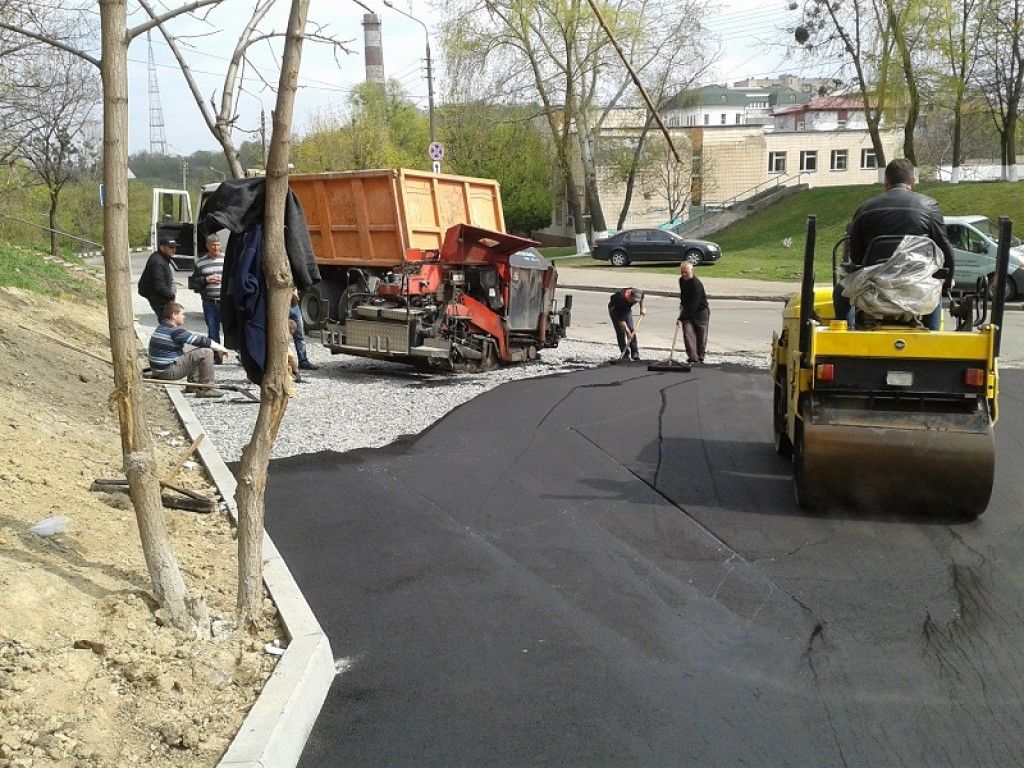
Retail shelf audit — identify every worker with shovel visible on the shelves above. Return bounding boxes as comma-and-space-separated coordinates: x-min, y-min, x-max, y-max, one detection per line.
608, 287, 645, 361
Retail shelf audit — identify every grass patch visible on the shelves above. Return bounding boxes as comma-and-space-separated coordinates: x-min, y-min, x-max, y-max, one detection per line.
537, 246, 579, 260
550, 181, 1024, 281
0, 242, 103, 299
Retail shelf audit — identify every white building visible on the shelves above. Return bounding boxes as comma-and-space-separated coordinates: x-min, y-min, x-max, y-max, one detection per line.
535, 88, 902, 243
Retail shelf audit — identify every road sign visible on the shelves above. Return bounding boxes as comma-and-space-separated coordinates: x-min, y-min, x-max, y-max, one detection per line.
428, 142, 445, 161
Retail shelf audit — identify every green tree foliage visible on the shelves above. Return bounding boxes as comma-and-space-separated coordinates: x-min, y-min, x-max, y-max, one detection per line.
440, 104, 555, 234
292, 80, 430, 172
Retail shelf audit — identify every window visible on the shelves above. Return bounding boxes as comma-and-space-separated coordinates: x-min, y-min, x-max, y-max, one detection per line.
649, 230, 673, 243
703, 114, 709, 125
624, 230, 647, 242
735, 114, 742, 124
800, 150, 817, 172
768, 151, 787, 173
861, 148, 878, 169
720, 113, 727, 124
946, 224, 967, 250
831, 149, 848, 171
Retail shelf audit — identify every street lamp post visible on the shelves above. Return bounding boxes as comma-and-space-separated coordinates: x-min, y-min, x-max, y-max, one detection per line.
381, 0, 435, 145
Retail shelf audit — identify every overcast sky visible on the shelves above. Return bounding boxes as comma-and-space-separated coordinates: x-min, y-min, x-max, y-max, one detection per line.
127, 0, 820, 160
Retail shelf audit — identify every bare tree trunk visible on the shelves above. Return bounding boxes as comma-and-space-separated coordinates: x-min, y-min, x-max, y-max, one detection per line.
48, 192, 59, 258
577, 129, 607, 239
235, 0, 310, 629
99, 0, 194, 631
1006, 113, 1020, 181
618, 117, 654, 230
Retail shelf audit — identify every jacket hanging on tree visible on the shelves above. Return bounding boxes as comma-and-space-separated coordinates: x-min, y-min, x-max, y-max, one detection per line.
197, 178, 320, 384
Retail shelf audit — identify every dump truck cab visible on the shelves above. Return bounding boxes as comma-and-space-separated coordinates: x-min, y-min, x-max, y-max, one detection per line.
771, 215, 1012, 517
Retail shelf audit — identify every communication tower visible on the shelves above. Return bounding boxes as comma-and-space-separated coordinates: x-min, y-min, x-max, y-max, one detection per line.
147, 32, 168, 156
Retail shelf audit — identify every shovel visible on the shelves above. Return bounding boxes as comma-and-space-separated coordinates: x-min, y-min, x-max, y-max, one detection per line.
618, 313, 645, 360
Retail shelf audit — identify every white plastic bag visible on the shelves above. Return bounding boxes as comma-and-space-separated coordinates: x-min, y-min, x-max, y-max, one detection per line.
842, 235, 943, 321
29, 516, 69, 537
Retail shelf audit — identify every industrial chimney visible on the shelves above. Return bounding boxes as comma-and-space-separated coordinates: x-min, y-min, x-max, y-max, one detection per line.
363, 13, 384, 88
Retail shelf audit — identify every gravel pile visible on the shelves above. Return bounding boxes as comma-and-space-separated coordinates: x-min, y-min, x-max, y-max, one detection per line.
188, 340, 767, 462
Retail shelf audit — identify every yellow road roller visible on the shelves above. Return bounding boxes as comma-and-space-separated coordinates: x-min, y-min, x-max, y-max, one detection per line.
771, 215, 1014, 516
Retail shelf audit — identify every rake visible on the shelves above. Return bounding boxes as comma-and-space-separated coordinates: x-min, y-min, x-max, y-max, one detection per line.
648, 321, 691, 372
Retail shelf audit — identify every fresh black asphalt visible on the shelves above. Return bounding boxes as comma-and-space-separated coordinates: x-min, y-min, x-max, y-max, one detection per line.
264, 364, 1024, 767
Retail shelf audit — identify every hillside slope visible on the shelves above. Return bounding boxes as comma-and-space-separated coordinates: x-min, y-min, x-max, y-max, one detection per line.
711, 180, 1024, 279
0, 279, 278, 767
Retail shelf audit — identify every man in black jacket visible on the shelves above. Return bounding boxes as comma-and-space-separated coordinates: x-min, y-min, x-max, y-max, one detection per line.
138, 236, 179, 322
678, 260, 710, 364
840, 158, 954, 330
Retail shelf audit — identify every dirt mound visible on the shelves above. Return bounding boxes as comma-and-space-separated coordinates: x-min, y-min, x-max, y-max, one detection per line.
0, 286, 280, 768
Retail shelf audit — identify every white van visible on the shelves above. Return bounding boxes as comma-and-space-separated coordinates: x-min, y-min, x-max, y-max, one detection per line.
944, 215, 1024, 300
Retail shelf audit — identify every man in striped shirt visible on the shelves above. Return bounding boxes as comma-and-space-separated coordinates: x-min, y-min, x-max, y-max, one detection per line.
148, 302, 230, 397
189, 234, 226, 361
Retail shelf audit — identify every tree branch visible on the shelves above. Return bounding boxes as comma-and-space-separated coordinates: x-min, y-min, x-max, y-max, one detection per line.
127, 0, 223, 41
0, 23, 99, 67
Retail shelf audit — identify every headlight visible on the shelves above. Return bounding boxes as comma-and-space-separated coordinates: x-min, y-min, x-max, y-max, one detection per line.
707, 245, 719, 253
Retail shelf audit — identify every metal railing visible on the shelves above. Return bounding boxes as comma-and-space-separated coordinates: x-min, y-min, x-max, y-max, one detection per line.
675, 171, 807, 234
0, 212, 102, 253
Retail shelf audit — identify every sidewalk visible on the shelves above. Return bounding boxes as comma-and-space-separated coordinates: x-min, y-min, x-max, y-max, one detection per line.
554, 265, 798, 302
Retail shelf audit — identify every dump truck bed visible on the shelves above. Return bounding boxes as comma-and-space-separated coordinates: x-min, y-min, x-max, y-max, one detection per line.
288, 169, 505, 267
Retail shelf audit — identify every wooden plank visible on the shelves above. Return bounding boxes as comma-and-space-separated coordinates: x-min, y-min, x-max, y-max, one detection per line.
163, 433, 205, 484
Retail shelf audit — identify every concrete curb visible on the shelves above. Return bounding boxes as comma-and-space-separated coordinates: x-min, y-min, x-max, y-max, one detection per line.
163, 385, 334, 768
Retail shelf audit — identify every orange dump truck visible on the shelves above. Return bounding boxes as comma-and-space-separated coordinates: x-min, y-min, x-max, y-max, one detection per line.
291, 168, 571, 370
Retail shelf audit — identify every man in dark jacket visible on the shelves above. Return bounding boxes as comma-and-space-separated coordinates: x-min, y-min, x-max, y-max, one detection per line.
678, 260, 710, 364
608, 287, 645, 360
138, 236, 179, 322
840, 158, 954, 330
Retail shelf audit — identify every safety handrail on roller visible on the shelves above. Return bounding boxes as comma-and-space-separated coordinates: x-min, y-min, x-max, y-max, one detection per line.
799, 215, 817, 369
991, 216, 1013, 357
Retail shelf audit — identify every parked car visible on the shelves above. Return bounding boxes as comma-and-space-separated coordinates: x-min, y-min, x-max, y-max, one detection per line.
944, 215, 1024, 300
592, 229, 721, 267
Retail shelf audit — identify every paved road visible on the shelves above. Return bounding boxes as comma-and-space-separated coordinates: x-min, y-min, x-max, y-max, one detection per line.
264, 365, 1024, 767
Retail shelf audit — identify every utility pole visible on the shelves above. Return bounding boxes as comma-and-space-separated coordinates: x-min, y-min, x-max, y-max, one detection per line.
181, 157, 187, 190
381, 0, 435, 144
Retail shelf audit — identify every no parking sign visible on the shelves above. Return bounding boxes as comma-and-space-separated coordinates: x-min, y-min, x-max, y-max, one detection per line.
429, 142, 444, 173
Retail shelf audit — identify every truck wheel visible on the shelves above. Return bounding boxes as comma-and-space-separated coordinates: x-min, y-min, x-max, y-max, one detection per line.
610, 250, 629, 267
773, 369, 792, 457
301, 282, 340, 330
